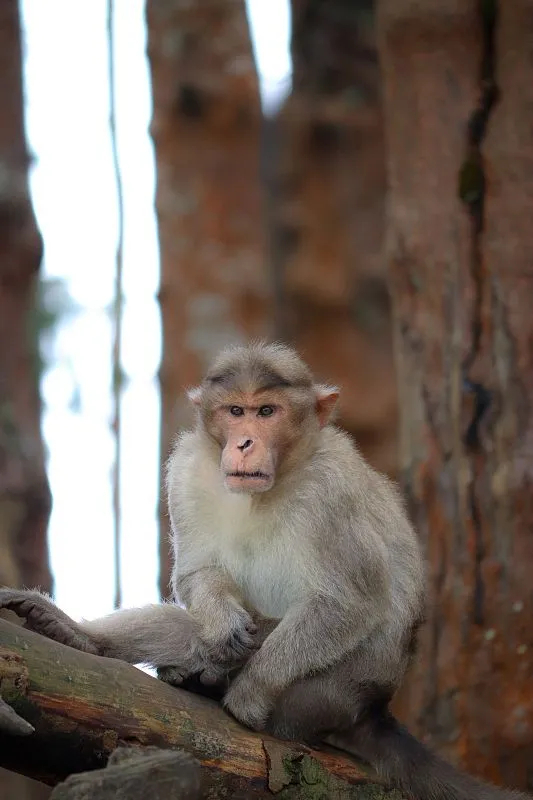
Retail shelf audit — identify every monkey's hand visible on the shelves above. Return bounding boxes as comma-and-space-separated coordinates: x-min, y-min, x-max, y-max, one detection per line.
0, 588, 100, 654
194, 599, 259, 666
222, 665, 278, 731
182, 614, 279, 706
177, 568, 262, 666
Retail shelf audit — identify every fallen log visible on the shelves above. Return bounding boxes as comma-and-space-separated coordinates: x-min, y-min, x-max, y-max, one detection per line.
0, 618, 402, 798
50, 746, 204, 800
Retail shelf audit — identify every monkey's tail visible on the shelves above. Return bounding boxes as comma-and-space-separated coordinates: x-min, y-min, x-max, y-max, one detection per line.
329, 711, 530, 800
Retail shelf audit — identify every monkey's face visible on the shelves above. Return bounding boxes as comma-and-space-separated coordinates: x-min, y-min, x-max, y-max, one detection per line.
209, 391, 292, 494
187, 343, 340, 495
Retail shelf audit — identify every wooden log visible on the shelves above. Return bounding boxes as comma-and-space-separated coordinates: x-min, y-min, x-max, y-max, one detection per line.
50, 747, 203, 800
0, 618, 401, 798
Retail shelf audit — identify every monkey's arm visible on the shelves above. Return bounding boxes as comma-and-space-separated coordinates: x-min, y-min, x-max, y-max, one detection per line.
223, 594, 380, 728
175, 567, 260, 663
0, 588, 224, 684
170, 492, 261, 664
223, 536, 389, 729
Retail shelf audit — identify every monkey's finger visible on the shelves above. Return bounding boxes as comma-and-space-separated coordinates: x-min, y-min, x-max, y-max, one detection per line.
0, 697, 35, 736
0, 588, 61, 626
231, 629, 261, 653
157, 666, 185, 687
232, 607, 257, 633
219, 635, 255, 661
198, 666, 229, 687
0, 589, 52, 631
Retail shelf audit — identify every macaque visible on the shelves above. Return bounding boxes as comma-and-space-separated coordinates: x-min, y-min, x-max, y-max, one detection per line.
0, 342, 529, 800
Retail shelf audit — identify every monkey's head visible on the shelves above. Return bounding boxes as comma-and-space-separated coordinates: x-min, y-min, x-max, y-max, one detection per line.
188, 342, 339, 494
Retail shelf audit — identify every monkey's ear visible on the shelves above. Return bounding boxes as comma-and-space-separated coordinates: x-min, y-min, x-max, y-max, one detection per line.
315, 385, 340, 428
187, 387, 203, 406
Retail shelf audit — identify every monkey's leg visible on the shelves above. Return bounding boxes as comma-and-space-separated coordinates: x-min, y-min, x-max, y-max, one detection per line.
81, 604, 221, 679
263, 660, 379, 746
0, 588, 224, 685
262, 629, 403, 746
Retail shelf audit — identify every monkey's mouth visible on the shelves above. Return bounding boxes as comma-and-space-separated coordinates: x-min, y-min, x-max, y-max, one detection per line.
224, 470, 274, 493
226, 470, 270, 480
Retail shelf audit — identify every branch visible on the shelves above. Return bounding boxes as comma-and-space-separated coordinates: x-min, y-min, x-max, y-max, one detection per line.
0, 618, 397, 798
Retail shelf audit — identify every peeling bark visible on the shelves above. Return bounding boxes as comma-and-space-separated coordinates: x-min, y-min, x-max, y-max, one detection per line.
146, 0, 272, 596
379, 0, 533, 788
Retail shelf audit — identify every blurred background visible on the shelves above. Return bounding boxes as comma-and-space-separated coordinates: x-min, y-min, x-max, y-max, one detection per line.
1, 0, 532, 796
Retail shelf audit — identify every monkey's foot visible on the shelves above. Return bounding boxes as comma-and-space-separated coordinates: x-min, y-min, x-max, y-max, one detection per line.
223, 671, 275, 731
0, 589, 99, 655
158, 667, 229, 701
158, 661, 228, 688
157, 665, 189, 687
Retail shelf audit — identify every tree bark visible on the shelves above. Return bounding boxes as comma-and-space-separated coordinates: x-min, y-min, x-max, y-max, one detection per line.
379, 0, 533, 788
267, 0, 397, 477
0, 0, 51, 603
146, 0, 273, 597
0, 618, 399, 798
0, 2, 52, 797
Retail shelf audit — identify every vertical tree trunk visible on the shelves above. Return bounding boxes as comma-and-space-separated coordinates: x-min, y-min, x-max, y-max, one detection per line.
0, 2, 52, 797
146, 0, 271, 596
267, 0, 396, 477
379, 0, 533, 788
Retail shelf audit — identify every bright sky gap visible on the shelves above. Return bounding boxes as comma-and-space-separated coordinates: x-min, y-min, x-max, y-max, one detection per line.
19, 0, 291, 620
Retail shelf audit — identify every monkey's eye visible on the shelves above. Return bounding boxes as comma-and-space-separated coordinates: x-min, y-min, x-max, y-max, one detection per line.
258, 405, 275, 417
229, 406, 244, 417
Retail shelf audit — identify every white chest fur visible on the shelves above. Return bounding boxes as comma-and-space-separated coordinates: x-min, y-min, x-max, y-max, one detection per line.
201, 491, 308, 618
172, 445, 314, 618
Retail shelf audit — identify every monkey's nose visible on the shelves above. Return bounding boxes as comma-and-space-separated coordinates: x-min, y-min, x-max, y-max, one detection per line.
237, 438, 254, 452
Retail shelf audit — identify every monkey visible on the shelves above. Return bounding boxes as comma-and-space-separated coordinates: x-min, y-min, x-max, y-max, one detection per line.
0, 342, 529, 800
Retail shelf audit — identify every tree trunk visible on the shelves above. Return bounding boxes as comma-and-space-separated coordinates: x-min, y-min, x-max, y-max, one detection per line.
146, 0, 273, 597
379, 0, 533, 788
0, 2, 52, 797
0, 618, 397, 799
267, 0, 397, 477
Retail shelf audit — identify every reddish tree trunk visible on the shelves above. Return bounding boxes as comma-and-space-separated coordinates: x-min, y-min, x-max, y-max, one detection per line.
0, 3, 52, 798
267, 0, 397, 477
146, 0, 272, 597
379, 0, 533, 789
